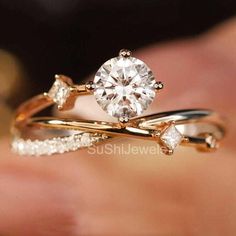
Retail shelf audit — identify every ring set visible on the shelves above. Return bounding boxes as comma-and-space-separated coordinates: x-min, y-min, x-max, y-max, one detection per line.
11, 49, 226, 156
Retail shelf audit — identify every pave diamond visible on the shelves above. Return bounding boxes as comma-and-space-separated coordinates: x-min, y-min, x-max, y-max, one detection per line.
48, 78, 71, 107
93, 56, 156, 118
160, 124, 183, 150
12, 133, 109, 156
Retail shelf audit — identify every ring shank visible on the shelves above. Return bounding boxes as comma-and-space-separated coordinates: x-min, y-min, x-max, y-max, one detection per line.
12, 91, 226, 155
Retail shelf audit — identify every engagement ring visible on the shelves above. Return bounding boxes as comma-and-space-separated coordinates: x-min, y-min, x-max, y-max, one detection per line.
11, 49, 226, 156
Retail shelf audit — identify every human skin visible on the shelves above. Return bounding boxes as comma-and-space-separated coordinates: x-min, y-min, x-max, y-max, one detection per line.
0, 18, 236, 236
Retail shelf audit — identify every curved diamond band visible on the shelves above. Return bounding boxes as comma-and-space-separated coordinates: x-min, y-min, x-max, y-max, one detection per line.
12, 133, 109, 156
11, 49, 226, 156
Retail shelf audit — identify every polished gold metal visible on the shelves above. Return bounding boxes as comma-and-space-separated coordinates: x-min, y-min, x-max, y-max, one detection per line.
119, 49, 132, 57
11, 50, 226, 156
12, 86, 226, 155
154, 81, 164, 91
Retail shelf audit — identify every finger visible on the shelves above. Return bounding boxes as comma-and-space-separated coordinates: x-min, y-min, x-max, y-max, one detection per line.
2, 18, 236, 236
1, 136, 236, 235
0, 139, 79, 236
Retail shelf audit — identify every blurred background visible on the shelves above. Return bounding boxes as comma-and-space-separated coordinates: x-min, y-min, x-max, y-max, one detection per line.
0, 0, 236, 135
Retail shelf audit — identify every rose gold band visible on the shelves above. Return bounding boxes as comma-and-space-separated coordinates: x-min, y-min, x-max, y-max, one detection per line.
11, 78, 226, 156
11, 50, 226, 156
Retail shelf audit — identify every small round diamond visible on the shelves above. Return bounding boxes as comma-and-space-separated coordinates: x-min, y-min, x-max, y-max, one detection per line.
11, 133, 109, 156
93, 56, 156, 119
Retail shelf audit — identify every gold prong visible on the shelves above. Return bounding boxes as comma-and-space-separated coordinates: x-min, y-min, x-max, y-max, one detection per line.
54, 74, 74, 85
57, 105, 63, 111
152, 130, 162, 138
119, 49, 132, 58
205, 134, 219, 149
85, 81, 95, 91
160, 120, 175, 128
182, 137, 189, 143
161, 147, 174, 156
119, 116, 129, 124
55, 74, 60, 79
154, 81, 164, 91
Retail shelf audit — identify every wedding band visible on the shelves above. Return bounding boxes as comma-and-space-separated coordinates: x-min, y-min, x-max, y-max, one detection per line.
11, 49, 226, 156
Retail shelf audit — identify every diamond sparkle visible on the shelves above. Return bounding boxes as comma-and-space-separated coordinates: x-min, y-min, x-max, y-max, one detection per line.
48, 78, 71, 107
160, 124, 183, 150
93, 56, 156, 119
12, 133, 108, 156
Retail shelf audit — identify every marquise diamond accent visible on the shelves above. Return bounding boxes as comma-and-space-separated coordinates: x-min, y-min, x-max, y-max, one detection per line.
160, 124, 183, 150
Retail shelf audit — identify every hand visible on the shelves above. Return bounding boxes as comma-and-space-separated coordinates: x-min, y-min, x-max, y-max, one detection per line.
0, 18, 236, 236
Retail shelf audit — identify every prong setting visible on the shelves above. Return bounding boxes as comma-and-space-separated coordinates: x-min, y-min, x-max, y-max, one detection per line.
93, 50, 156, 120
119, 116, 129, 124
48, 74, 76, 111
85, 81, 95, 91
119, 49, 132, 57
205, 134, 218, 150
154, 81, 164, 91
161, 147, 174, 156
196, 133, 219, 152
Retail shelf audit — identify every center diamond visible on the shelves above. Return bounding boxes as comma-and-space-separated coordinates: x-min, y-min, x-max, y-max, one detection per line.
93, 56, 156, 119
